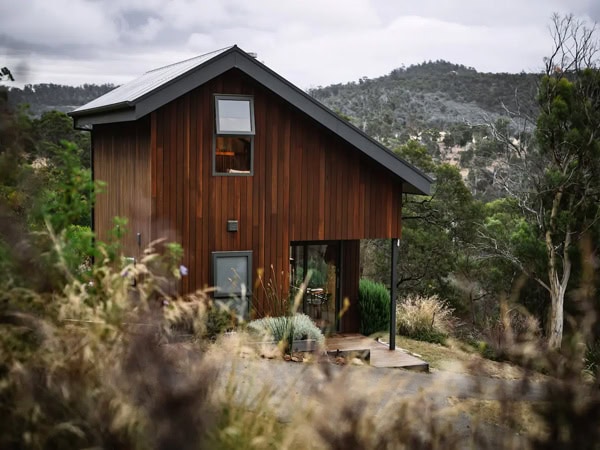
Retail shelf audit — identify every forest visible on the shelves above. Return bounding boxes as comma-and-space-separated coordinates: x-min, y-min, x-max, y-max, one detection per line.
0, 13, 599, 450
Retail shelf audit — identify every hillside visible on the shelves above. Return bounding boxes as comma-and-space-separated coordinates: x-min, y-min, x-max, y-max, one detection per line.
7, 83, 115, 116
7, 61, 541, 133
309, 60, 541, 139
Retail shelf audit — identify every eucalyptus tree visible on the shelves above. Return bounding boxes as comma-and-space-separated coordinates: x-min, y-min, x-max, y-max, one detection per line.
481, 14, 600, 348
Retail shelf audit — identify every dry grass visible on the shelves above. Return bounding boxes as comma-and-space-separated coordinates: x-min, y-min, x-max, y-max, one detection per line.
447, 397, 548, 438
396, 295, 456, 343
396, 335, 548, 382
1, 230, 599, 449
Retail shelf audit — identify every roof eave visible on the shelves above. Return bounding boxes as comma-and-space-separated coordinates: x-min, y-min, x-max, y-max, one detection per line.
68, 100, 133, 118
72, 105, 136, 129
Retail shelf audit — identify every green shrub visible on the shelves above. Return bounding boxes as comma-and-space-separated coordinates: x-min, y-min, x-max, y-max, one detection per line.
62, 224, 94, 273
358, 278, 390, 335
396, 295, 455, 344
205, 304, 237, 340
247, 313, 324, 347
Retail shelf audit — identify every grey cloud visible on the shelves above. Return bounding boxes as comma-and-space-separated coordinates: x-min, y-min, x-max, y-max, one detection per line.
0, 34, 96, 60
587, 3, 600, 21
119, 9, 161, 28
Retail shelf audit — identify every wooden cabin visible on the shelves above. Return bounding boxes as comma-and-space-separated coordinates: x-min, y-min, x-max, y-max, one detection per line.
70, 46, 431, 333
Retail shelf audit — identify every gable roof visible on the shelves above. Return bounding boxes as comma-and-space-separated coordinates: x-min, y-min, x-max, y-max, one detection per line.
70, 46, 432, 195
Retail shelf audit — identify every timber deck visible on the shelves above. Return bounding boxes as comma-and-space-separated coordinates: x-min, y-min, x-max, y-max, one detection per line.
325, 333, 429, 372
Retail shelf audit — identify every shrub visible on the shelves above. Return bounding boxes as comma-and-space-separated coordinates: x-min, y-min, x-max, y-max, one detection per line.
247, 313, 324, 347
358, 278, 390, 335
396, 295, 455, 344
168, 299, 237, 342
62, 224, 94, 273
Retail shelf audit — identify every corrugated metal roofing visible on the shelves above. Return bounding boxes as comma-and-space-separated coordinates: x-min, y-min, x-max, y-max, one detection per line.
72, 46, 233, 113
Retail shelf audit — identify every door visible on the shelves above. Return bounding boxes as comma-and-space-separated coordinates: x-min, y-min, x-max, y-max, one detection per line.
290, 241, 340, 332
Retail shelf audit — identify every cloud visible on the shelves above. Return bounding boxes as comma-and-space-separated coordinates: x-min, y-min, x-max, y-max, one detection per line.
260, 15, 550, 89
583, 1, 600, 21
0, 0, 594, 88
1, 0, 119, 49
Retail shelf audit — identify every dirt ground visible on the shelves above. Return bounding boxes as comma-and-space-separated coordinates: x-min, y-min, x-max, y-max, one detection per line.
204, 335, 547, 448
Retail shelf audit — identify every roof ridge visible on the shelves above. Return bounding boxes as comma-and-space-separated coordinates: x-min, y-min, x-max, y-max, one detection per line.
146, 46, 234, 73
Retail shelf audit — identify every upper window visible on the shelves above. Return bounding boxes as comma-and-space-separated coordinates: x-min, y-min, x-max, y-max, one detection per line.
214, 95, 255, 175
215, 96, 255, 135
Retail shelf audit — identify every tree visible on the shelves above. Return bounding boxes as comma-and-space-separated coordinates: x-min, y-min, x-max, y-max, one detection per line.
362, 140, 482, 316
536, 15, 600, 348
33, 110, 91, 168
481, 14, 600, 348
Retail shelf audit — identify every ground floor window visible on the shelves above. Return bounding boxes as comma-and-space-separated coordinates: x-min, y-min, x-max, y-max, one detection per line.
212, 250, 252, 319
212, 250, 252, 297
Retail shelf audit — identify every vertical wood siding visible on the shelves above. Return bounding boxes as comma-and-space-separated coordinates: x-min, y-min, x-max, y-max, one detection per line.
93, 69, 402, 330
93, 117, 151, 260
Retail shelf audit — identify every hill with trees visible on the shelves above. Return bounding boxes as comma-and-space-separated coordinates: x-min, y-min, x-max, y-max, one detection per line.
7, 83, 115, 116
7, 61, 541, 134
309, 60, 541, 140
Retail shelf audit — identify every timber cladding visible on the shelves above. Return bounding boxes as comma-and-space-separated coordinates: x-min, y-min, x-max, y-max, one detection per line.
93, 117, 151, 260
92, 68, 402, 319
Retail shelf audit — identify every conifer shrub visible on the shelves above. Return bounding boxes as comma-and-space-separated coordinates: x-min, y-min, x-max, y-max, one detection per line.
358, 278, 390, 335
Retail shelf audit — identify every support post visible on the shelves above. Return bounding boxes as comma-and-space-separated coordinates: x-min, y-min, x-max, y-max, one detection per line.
390, 238, 398, 350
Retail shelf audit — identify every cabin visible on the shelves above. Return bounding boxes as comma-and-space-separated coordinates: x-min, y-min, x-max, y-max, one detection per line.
69, 46, 431, 334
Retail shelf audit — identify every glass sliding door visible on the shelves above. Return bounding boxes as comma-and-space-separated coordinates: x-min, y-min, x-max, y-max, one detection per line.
290, 241, 340, 332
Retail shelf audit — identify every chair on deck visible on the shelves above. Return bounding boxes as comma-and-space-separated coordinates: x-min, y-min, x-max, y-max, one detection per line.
306, 288, 329, 322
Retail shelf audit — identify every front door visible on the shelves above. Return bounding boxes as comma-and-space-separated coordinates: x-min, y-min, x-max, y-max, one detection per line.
290, 241, 340, 332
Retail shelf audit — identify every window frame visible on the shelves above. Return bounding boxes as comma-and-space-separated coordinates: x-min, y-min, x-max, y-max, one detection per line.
212, 250, 253, 298
214, 94, 255, 135
213, 94, 255, 176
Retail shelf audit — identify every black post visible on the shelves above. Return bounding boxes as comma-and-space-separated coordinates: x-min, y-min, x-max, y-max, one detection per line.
390, 238, 398, 350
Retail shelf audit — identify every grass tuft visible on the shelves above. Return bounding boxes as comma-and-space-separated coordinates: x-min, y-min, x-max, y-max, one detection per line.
396, 295, 456, 344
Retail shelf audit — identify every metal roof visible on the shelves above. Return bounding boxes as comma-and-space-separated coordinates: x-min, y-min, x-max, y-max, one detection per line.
72, 47, 233, 114
70, 46, 432, 195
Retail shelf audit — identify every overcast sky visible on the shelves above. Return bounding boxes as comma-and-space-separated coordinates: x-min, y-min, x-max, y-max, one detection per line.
1, 0, 599, 90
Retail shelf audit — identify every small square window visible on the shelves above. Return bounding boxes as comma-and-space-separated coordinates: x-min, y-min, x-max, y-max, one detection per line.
215, 97, 254, 135
212, 251, 252, 298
